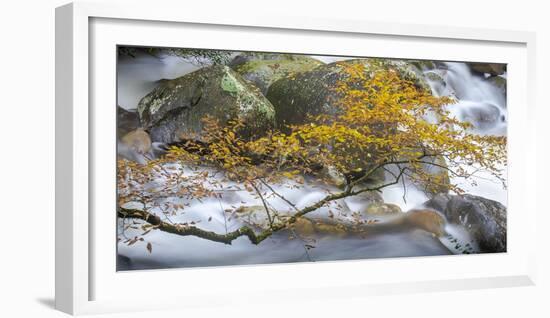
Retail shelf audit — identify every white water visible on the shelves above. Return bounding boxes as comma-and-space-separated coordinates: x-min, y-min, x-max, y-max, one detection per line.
117, 54, 507, 270
118, 168, 452, 269
117, 53, 203, 110
422, 62, 507, 205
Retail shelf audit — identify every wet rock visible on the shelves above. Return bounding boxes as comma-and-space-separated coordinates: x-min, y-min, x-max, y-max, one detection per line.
121, 128, 152, 154
117, 106, 140, 136
233, 205, 277, 230
409, 60, 437, 71
461, 103, 501, 130
423, 70, 448, 97
424, 71, 446, 86
228, 53, 292, 68
469, 63, 506, 76
265, 59, 428, 187
118, 128, 153, 164
424, 194, 506, 253
312, 221, 348, 237
289, 217, 316, 236
402, 209, 447, 237
137, 65, 276, 143
363, 202, 402, 215
231, 53, 323, 94
266, 58, 430, 127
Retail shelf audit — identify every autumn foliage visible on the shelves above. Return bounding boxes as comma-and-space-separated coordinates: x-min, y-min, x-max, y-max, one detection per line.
118, 62, 507, 246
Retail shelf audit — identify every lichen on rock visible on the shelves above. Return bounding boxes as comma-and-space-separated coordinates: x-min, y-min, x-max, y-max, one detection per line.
230, 53, 324, 94
266, 58, 430, 128
137, 65, 276, 143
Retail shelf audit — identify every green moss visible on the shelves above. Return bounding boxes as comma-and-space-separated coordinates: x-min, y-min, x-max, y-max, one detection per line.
232, 56, 324, 94
425, 71, 444, 84
137, 65, 276, 143
409, 60, 436, 71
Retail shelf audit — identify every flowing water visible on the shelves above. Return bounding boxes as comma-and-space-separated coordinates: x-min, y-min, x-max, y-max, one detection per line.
117, 54, 506, 270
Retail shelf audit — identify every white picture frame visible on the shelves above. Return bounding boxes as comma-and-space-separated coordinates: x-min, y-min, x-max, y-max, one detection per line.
55, 1, 538, 315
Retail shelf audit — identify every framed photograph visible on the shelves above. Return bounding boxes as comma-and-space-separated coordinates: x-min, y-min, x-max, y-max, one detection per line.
56, 1, 537, 315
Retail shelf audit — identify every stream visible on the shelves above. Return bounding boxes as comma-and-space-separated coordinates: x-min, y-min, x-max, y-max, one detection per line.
117, 53, 507, 270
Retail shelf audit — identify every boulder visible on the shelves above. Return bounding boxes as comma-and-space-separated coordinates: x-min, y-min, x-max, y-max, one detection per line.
363, 202, 402, 216
231, 53, 324, 94
118, 128, 153, 164
117, 106, 140, 137
468, 63, 506, 76
228, 53, 291, 68
423, 194, 506, 253
402, 209, 447, 237
312, 221, 348, 237
121, 128, 152, 154
265, 59, 429, 187
266, 58, 430, 127
137, 65, 276, 143
289, 217, 316, 236
232, 205, 345, 237
409, 60, 437, 71
461, 103, 502, 130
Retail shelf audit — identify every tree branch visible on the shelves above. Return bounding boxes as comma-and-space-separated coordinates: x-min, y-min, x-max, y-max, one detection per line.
118, 165, 410, 245
249, 181, 273, 227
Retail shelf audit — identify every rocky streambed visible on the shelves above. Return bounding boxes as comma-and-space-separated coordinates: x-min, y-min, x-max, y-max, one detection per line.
117, 50, 507, 270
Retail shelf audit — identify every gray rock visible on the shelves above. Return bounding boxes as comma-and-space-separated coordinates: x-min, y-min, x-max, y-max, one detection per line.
461, 103, 502, 130
117, 106, 140, 137
137, 65, 276, 143
265, 59, 430, 187
228, 52, 292, 68
266, 58, 430, 127
424, 194, 506, 253
231, 53, 324, 94
409, 60, 437, 71
468, 63, 506, 76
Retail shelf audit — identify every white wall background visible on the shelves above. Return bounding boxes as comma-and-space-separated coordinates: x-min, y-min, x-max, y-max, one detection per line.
0, 0, 547, 317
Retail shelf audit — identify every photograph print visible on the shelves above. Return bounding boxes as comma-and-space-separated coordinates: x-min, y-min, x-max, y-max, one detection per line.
116, 47, 507, 270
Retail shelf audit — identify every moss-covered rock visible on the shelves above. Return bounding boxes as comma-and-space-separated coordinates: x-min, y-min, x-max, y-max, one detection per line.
266, 58, 430, 127
423, 70, 447, 96
409, 60, 437, 71
265, 59, 429, 186
137, 65, 276, 143
424, 71, 445, 85
231, 53, 324, 94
